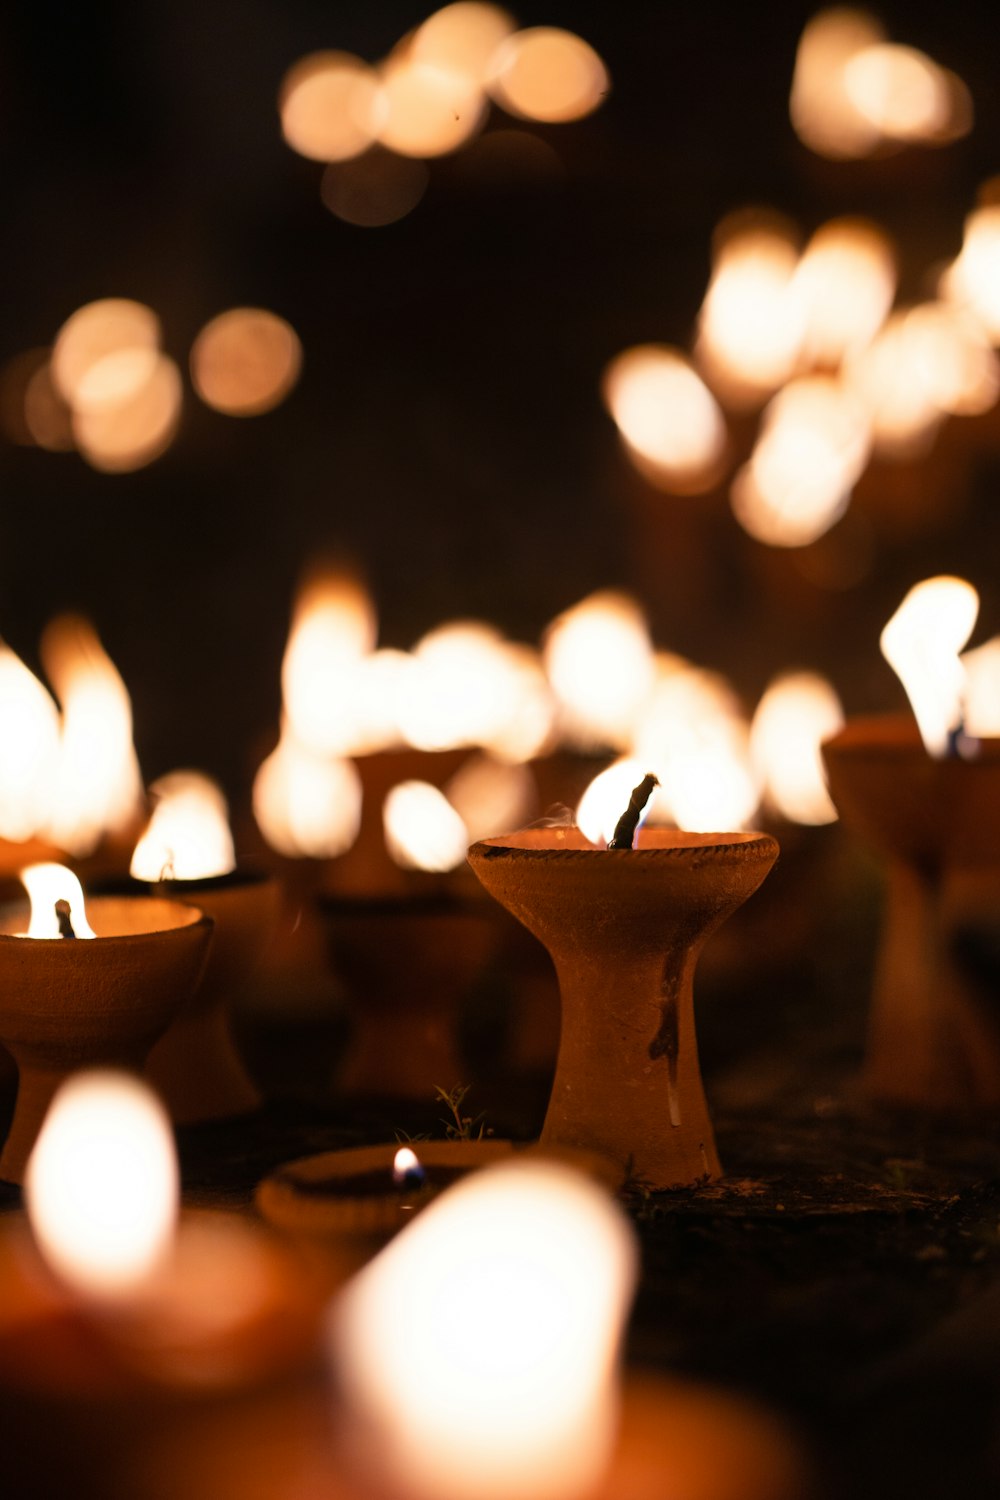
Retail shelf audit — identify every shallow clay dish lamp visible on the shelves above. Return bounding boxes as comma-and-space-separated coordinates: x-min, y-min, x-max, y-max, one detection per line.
468, 787, 778, 1189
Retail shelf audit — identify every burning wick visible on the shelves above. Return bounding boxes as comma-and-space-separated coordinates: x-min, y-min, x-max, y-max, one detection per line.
607, 773, 659, 849
392, 1146, 426, 1190
54, 900, 77, 940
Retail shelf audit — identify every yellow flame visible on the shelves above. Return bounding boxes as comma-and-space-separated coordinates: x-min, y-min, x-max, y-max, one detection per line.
392, 1145, 423, 1184
41, 615, 143, 857
601, 345, 727, 493
383, 781, 469, 872
750, 673, 844, 825
190, 308, 302, 418
130, 770, 236, 882
19, 862, 96, 939
543, 592, 655, 751
279, 51, 383, 162
792, 218, 896, 368
331, 1159, 636, 1500
280, 566, 378, 757
51, 299, 161, 411
576, 757, 667, 847
412, 5, 517, 84
880, 576, 979, 756
487, 26, 609, 123
731, 376, 871, 547
696, 217, 804, 407
445, 754, 535, 842
25, 1072, 178, 1298
252, 734, 362, 859
0, 643, 60, 843
962, 636, 1000, 738
376, 55, 486, 157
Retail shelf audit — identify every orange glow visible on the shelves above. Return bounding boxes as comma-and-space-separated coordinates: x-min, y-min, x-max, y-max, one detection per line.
844, 44, 968, 145
130, 770, 236, 882
72, 351, 183, 473
279, 51, 383, 162
51, 299, 161, 411
696, 217, 804, 408
280, 566, 378, 757
543, 592, 655, 752
412, 4, 516, 84
20, 863, 96, 940
0, 644, 60, 843
253, 734, 362, 859
731, 376, 871, 547
880, 576, 979, 756
942, 206, 1000, 344
383, 781, 469, 872
444, 754, 535, 842
190, 308, 302, 418
792, 219, 896, 368
376, 55, 486, 157
40, 615, 143, 856
602, 345, 727, 494
322, 151, 430, 227
750, 673, 843, 825
962, 637, 1000, 738
487, 26, 609, 123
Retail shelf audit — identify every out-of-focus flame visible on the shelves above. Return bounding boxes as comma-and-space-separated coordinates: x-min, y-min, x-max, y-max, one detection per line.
633, 665, 759, 833
696, 217, 804, 408
792, 219, 896, 368
0, 350, 74, 452
25, 1072, 178, 1299
280, 566, 378, 757
487, 26, 609, 123
41, 615, 143, 857
72, 351, 183, 473
279, 51, 383, 162
445, 754, 535, 842
253, 734, 362, 859
543, 592, 655, 752
900, 302, 999, 416
20, 862, 96, 939
331, 1159, 636, 1500
601, 345, 727, 494
322, 150, 430, 227
398, 622, 544, 755
962, 636, 1000, 738
844, 310, 955, 457
942, 205, 1000, 344
190, 308, 302, 418
480, 644, 556, 763
376, 55, 486, 157
51, 300, 161, 411
383, 781, 469, 872
731, 376, 871, 547
412, 5, 517, 84
790, 10, 970, 157
130, 771, 236, 882
880, 576, 979, 756
750, 673, 844, 825
576, 757, 668, 847
392, 1145, 425, 1186
0, 644, 60, 843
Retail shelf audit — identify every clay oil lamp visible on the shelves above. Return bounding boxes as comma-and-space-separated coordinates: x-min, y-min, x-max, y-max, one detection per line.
468, 775, 779, 1189
0, 1072, 331, 1400
128, 770, 279, 1123
822, 574, 1000, 1109
0, 863, 212, 1182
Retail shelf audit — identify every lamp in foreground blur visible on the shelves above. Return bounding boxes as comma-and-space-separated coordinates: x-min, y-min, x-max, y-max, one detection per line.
329, 1158, 637, 1500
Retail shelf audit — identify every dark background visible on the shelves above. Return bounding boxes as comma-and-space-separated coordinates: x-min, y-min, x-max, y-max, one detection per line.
2, 0, 1000, 804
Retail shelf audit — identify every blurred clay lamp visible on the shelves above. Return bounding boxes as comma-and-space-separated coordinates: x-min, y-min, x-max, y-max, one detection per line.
822, 576, 1000, 1109
468, 777, 778, 1188
0, 1072, 326, 1395
131, 771, 278, 1123
0, 863, 212, 1182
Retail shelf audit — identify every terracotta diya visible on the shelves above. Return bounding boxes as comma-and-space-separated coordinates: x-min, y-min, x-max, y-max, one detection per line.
822, 714, 1000, 1110
0, 892, 212, 1183
467, 825, 779, 1189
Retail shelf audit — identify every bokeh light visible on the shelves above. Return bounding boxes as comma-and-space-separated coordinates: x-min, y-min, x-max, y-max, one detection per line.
191, 308, 302, 417
322, 150, 430, 227
602, 345, 727, 494
279, 51, 383, 162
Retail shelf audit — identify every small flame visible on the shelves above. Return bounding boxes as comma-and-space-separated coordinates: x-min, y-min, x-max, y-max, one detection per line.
392, 1145, 425, 1186
41, 615, 143, 857
791, 218, 896, 369
576, 757, 662, 847
20, 862, 96, 939
750, 673, 844, 825
281, 565, 378, 757
279, 51, 383, 163
0, 643, 60, 843
331, 1159, 637, 1500
130, 771, 236, 882
398, 622, 536, 754
880, 576, 979, 756
601, 345, 727, 493
383, 781, 469, 872
543, 592, 655, 752
252, 734, 362, 859
25, 1071, 178, 1299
